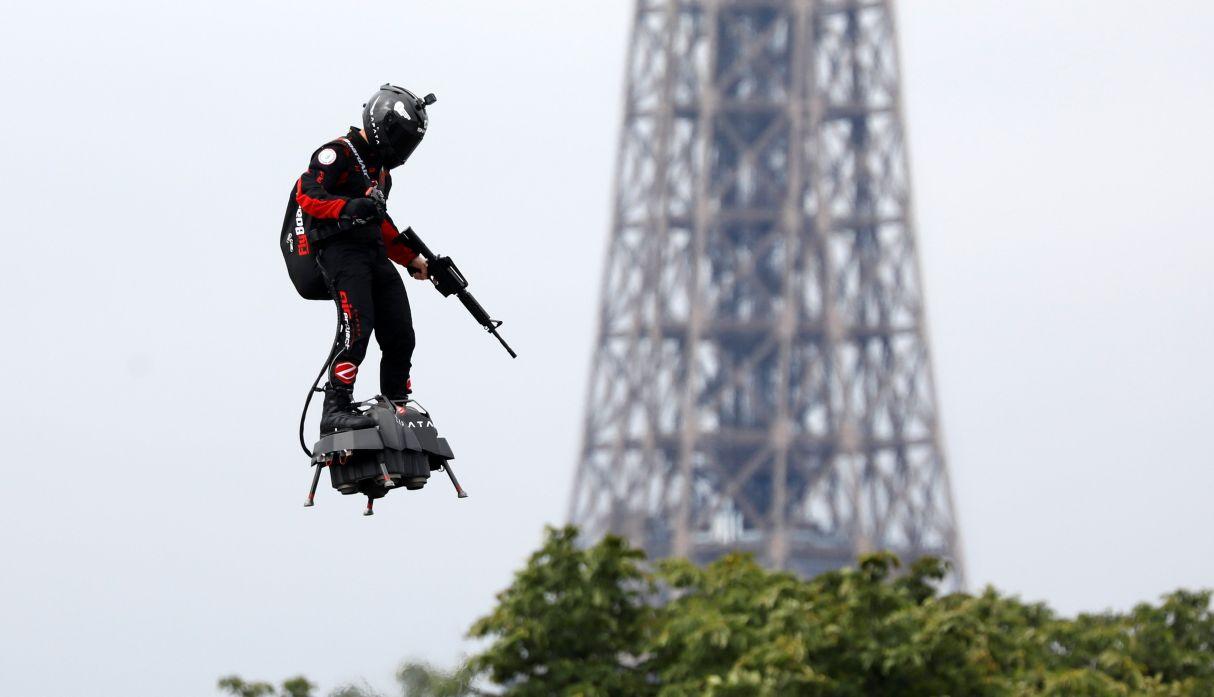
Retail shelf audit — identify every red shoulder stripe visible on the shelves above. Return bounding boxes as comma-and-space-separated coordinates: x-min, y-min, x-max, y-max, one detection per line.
296, 178, 347, 219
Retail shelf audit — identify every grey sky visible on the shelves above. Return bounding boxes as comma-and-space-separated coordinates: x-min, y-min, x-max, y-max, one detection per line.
0, 1, 1211, 696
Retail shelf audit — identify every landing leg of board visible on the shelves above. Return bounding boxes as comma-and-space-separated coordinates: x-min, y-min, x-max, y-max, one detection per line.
378, 457, 396, 489
304, 462, 324, 507
443, 462, 469, 499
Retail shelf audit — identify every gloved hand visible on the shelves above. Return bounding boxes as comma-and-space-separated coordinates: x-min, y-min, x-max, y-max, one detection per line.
367, 187, 388, 218
341, 197, 383, 226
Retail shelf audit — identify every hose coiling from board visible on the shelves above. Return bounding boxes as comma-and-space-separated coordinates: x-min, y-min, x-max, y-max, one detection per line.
299, 305, 343, 458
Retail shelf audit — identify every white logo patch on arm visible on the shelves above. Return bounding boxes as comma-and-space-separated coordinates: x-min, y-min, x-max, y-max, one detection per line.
317, 148, 337, 165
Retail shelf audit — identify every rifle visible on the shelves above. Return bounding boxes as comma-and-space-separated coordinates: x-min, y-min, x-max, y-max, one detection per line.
399, 226, 517, 359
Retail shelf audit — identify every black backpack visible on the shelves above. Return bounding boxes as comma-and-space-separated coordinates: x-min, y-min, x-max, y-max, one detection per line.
280, 186, 330, 300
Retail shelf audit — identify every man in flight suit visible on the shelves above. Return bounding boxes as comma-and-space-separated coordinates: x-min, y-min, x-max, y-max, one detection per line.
293, 84, 436, 433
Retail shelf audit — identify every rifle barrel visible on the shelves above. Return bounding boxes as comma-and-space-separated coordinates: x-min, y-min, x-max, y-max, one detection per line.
401, 227, 516, 358
491, 329, 518, 358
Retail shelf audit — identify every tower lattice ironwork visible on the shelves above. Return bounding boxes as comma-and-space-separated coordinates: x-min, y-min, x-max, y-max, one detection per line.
569, 0, 962, 580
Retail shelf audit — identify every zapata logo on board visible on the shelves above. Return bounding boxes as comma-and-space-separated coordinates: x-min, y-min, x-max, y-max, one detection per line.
333, 362, 358, 384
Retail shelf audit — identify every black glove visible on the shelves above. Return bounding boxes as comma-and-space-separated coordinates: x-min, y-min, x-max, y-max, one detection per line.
367, 187, 388, 217
341, 197, 383, 226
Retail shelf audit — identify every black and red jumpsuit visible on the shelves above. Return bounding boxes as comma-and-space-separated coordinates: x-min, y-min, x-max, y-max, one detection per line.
295, 128, 420, 400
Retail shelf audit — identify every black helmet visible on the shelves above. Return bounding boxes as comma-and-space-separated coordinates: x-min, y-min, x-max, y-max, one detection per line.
362, 84, 436, 169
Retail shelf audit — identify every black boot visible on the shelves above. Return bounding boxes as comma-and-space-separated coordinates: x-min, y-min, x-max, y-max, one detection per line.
320, 384, 376, 434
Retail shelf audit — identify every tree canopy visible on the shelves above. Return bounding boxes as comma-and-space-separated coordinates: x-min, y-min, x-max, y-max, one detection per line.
222, 526, 1214, 696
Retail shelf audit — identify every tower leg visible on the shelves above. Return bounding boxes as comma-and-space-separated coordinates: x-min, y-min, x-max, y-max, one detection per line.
565, 0, 964, 585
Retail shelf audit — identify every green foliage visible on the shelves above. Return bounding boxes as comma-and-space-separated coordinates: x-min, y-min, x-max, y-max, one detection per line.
466, 526, 652, 696
460, 526, 1214, 697
218, 675, 314, 697
327, 680, 384, 697
396, 661, 480, 697
220, 526, 1214, 697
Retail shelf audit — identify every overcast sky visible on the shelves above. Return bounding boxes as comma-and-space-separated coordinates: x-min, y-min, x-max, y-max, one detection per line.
1, 1, 1212, 696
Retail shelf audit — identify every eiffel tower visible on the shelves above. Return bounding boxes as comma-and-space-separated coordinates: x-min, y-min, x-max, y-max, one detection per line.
568, 0, 964, 581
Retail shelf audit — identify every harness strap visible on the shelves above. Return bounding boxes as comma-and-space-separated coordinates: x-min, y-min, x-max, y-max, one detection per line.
340, 137, 378, 188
